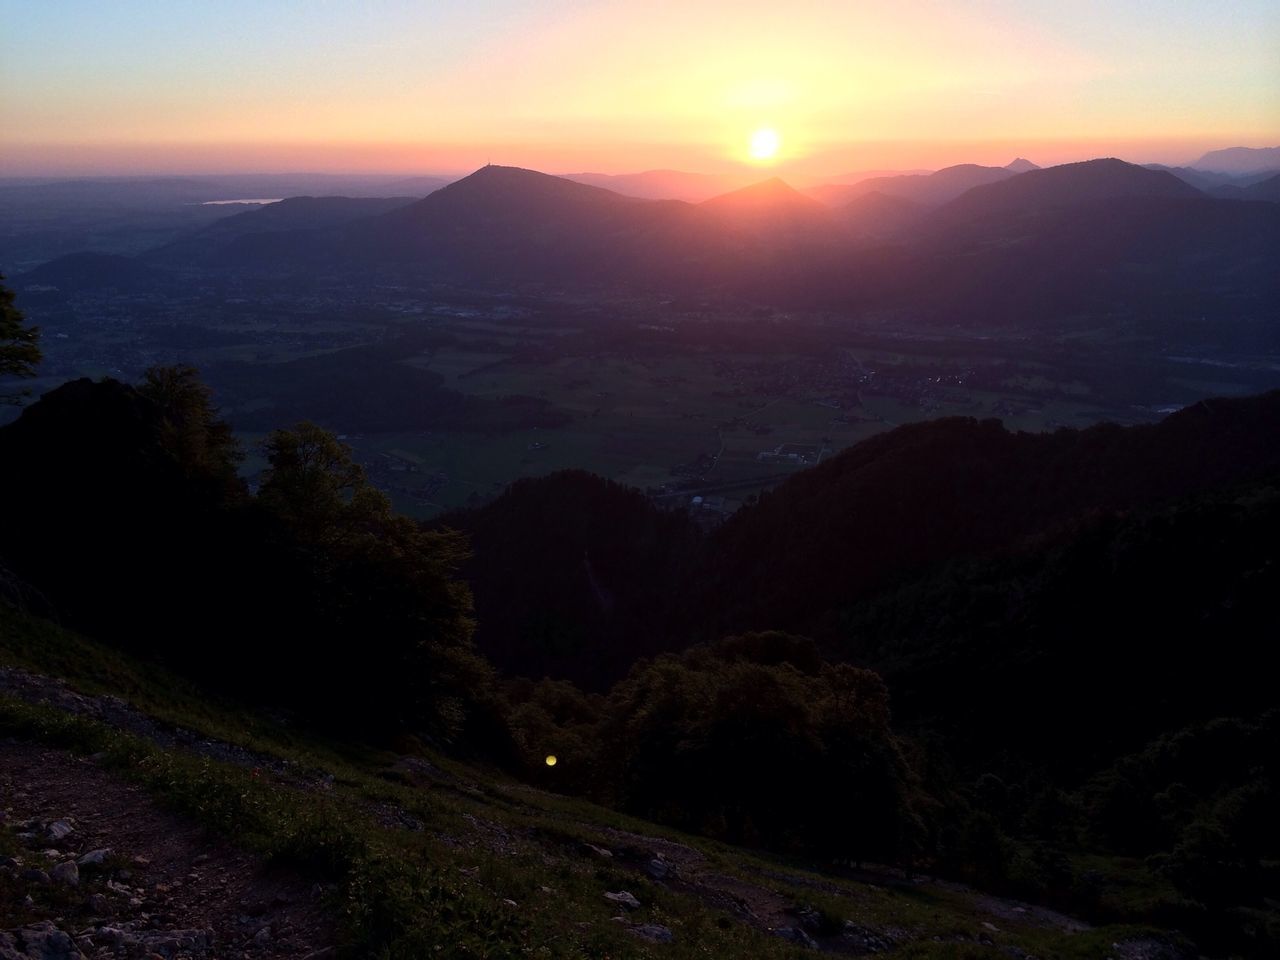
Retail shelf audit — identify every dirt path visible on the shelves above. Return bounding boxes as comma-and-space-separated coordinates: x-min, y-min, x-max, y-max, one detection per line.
0, 740, 335, 959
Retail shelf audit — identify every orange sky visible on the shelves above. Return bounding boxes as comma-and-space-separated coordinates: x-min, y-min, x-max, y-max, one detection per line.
2, 0, 1277, 177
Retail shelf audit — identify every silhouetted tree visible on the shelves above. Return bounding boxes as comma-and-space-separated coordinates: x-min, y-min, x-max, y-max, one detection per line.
257, 422, 485, 737
0, 274, 41, 402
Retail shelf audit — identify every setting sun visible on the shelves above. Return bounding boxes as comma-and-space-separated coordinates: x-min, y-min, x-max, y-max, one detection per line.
749, 127, 780, 162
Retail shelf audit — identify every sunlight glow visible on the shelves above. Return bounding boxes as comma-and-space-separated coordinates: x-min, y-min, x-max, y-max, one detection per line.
545, 755, 558, 767
749, 127, 780, 162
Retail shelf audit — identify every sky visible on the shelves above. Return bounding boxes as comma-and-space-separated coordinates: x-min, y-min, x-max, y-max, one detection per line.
2, 0, 1277, 178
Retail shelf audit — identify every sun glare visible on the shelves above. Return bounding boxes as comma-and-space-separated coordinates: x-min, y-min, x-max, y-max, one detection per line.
748, 127, 780, 161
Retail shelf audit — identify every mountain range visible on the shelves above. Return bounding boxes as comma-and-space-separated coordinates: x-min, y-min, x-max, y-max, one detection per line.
19, 156, 1280, 347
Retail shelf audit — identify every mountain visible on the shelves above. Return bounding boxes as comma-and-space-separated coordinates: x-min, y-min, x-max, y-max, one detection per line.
837, 163, 1020, 207
563, 169, 751, 201
149, 195, 418, 265
839, 190, 925, 237
1005, 157, 1040, 172
1211, 172, 1280, 203
901, 160, 1278, 328
352, 164, 710, 281
1192, 145, 1280, 174
708, 390, 1280, 637
933, 158, 1201, 222
15, 251, 166, 292
697, 177, 838, 240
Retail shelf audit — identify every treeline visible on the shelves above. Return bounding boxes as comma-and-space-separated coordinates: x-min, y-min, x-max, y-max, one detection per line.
0, 371, 502, 745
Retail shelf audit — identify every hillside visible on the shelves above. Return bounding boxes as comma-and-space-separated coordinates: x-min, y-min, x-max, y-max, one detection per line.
0, 604, 1181, 960
1, 369, 1276, 956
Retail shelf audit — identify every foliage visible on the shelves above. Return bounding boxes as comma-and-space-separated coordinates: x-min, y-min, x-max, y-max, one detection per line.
0, 274, 41, 402
507, 632, 927, 866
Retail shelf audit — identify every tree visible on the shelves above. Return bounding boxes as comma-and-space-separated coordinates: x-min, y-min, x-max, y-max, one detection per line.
256, 422, 485, 738
0, 274, 41, 403
138, 364, 243, 496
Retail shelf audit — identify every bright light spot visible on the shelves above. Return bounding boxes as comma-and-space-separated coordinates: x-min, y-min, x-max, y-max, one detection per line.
749, 127, 780, 161
545, 755, 558, 767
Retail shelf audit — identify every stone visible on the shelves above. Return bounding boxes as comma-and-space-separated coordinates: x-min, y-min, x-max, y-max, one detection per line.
774, 926, 818, 949
0, 920, 86, 959
75, 849, 111, 868
45, 820, 74, 843
646, 858, 669, 880
84, 893, 111, 916
603, 890, 641, 910
627, 924, 674, 943
50, 861, 79, 887
19, 867, 51, 885
580, 843, 613, 859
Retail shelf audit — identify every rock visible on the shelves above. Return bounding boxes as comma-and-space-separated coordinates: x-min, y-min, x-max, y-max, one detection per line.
45, 820, 74, 843
252, 926, 273, 945
0, 920, 86, 959
646, 858, 669, 880
75, 849, 111, 868
83, 893, 110, 916
0, 856, 18, 870
501, 899, 518, 908
580, 843, 613, 859
627, 924, 674, 943
19, 868, 50, 886
603, 890, 641, 910
842, 920, 894, 952
774, 926, 818, 949
50, 861, 79, 887
981, 921, 1001, 933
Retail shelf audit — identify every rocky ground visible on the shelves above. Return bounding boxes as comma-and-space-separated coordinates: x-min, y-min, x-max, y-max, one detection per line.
0, 661, 1195, 959
0, 742, 333, 960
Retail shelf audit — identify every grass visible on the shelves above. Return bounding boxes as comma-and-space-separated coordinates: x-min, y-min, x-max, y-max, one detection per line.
0, 603, 1176, 959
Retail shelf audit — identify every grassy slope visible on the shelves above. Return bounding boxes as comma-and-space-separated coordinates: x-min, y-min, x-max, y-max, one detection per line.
0, 603, 1173, 959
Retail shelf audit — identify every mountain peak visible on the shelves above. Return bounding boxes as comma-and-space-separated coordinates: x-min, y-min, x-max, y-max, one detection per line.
1006, 158, 1040, 172
700, 177, 816, 210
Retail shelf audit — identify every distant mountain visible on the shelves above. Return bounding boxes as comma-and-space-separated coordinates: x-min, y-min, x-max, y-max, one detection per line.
16, 251, 164, 292
563, 169, 751, 202
1005, 158, 1039, 172
149, 195, 418, 265
1243, 173, 1280, 202
1211, 172, 1280, 203
347, 165, 718, 282
903, 161, 1277, 328
840, 190, 924, 238
698, 177, 837, 240
933, 158, 1201, 222
1192, 145, 1280, 175
835, 164, 1020, 207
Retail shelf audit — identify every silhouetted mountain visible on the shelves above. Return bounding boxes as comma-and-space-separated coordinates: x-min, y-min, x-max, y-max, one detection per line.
149, 195, 418, 265
933, 158, 1201, 223
839, 190, 924, 237
707, 390, 1280, 637
842, 164, 1019, 207
1005, 158, 1039, 172
903, 179, 1280, 330
698, 177, 838, 240
1211, 172, 1280, 203
563, 169, 751, 201
16, 251, 165, 292
1192, 145, 1280, 174
347, 164, 709, 281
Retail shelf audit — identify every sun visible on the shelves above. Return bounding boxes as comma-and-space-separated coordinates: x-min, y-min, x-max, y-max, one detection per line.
748, 127, 781, 162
